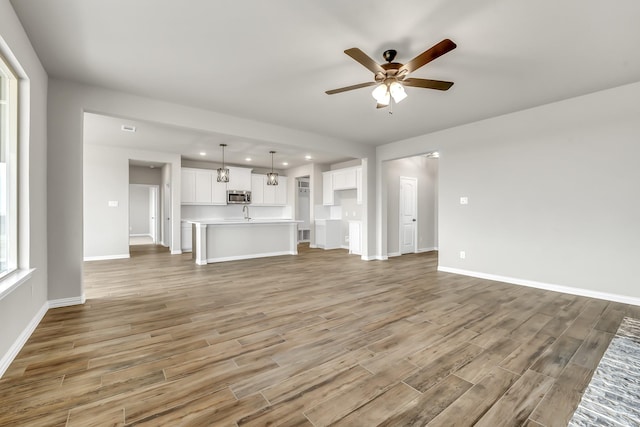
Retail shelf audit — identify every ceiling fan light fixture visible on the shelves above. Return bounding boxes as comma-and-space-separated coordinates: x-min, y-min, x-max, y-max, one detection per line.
389, 81, 407, 103
372, 84, 390, 105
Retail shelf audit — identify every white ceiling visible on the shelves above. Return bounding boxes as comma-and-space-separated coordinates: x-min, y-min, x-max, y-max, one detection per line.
83, 113, 349, 169
11, 0, 640, 159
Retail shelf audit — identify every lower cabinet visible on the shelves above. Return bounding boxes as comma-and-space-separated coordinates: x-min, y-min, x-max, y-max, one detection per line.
348, 221, 361, 255
315, 219, 341, 249
181, 222, 193, 252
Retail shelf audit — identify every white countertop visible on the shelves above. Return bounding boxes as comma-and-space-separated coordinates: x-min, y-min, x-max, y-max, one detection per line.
183, 218, 302, 225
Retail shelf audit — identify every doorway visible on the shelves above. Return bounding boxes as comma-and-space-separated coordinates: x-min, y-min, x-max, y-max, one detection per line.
384, 154, 438, 257
129, 184, 160, 245
296, 177, 311, 243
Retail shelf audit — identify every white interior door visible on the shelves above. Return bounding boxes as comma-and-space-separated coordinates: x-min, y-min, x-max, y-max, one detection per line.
399, 176, 418, 254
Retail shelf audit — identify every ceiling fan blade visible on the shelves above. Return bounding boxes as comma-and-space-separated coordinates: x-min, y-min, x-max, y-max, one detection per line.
399, 39, 457, 74
376, 103, 389, 109
325, 81, 377, 95
403, 78, 454, 91
344, 48, 385, 74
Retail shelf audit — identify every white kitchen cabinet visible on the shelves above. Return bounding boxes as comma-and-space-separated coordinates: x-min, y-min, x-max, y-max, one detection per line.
348, 221, 361, 255
315, 219, 341, 249
251, 174, 264, 204
227, 166, 252, 191
332, 168, 357, 190
275, 176, 287, 205
181, 222, 193, 252
212, 179, 227, 204
181, 169, 196, 203
181, 167, 227, 205
251, 174, 287, 206
323, 166, 362, 206
323, 172, 334, 206
194, 170, 213, 204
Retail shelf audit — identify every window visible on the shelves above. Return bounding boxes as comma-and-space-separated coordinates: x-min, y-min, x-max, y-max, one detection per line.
0, 54, 17, 278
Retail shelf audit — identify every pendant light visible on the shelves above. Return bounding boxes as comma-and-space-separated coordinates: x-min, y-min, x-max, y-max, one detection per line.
217, 143, 229, 183
266, 151, 278, 186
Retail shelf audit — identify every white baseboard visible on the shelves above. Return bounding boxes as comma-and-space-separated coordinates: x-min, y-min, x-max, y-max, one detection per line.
362, 255, 388, 261
417, 247, 437, 253
171, 250, 183, 255
1, 294, 87, 378
206, 251, 296, 264
48, 294, 86, 309
0, 301, 48, 378
309, 244, 318, 249
129, 233, 151, 237
83, 254, 130, 261
437, 266, 640, 307
387, 252, 401, 258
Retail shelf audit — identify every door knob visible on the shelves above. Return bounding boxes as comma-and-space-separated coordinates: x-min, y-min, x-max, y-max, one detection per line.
412, 219, 416, 222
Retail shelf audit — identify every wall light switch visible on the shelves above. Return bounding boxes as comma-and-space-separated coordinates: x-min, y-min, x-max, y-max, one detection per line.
460, 197, 469, 205
108, 201, 119, 207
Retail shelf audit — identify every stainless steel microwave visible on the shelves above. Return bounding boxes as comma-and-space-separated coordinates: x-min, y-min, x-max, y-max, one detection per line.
227, 190, 251, 204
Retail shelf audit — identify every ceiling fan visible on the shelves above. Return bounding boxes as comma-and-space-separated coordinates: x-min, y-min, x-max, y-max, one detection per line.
326, 39, 457, 109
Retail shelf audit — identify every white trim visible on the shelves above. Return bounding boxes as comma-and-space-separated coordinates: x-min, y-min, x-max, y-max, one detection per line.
49, 294, 86, 308
437, 266, 640, 307
205, 251, 296, 264
129, 233, 152, 237
387, 251, 401, 257
0, 268, 35, 301
362, 255, 388, 261
171, 250, 183, 255
0, 301, 47, 378
309, 244, 318, 249
417, 247, 437, 253
83, 254, 130, 261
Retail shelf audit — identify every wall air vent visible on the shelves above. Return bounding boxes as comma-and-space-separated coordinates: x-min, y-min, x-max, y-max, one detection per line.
121, 125, 136, 132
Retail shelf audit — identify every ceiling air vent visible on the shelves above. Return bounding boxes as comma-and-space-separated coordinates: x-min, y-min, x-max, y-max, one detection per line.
121, 125, 136, 133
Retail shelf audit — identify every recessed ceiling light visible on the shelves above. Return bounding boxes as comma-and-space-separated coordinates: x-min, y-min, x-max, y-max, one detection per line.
245, 157, 252, 162
121, 125, 136, 132
199, 152, 206, 156
305, 155, 312, 160
149, 165, 155, 169
282, 162, 289, 166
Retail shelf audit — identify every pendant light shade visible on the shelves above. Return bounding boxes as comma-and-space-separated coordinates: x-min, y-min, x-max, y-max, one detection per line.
217, 143, 229, 183
266, 151, 278, 186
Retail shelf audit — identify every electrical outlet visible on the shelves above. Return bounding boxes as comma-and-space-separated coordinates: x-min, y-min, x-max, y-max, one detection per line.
459, 251, 466, 259
460, 197, 468, 205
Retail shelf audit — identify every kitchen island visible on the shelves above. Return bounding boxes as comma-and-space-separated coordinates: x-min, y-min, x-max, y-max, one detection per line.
184, 219, 301, 265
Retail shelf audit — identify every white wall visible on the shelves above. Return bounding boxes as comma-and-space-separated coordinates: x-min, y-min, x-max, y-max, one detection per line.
130, 165, 161, 185
0, 0, 49, 375
385, 156, 438, 255
377, 81, 640, 303
129, 185, 150, 235
83, 143, 181, 259
49, 77, 374, 302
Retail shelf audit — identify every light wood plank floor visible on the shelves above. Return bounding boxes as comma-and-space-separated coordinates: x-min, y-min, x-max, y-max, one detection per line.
1, 244, 638, 426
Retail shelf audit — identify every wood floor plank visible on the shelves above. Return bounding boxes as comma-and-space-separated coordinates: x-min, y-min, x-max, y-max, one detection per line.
0, 245, 629, 426
474, 369, 555, 427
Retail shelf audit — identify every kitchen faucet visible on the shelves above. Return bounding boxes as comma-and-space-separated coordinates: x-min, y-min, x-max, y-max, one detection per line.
242, 205, 250, 220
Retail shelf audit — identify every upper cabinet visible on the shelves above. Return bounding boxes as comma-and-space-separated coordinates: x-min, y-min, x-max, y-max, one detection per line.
251, 174, 287, 206
226, 166, 253, 191
181, 167, 227, 205
323, 166, 362, 206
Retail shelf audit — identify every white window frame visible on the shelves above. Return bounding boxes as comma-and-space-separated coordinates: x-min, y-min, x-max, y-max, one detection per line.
0, 53, 18, 279
0, 49, 32, 300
